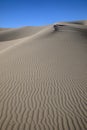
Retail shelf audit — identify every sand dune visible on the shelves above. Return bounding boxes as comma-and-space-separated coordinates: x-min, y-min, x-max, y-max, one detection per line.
0, 28, 11, 31
0, 26, 46, 41
0, 20, 87, 130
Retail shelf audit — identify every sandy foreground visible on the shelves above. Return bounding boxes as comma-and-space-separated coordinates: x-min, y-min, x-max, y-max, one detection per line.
0, 21, 87, 130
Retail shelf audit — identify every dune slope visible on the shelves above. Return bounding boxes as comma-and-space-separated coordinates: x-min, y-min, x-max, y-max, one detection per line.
0, 26, 46, 41
0, 22, 87, 130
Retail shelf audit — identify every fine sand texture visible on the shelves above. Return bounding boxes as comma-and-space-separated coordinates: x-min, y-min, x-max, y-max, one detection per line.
0, 21, 87, 130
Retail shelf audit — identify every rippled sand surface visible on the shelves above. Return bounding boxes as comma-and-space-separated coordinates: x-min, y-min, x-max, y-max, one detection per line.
0, 21, 87, 130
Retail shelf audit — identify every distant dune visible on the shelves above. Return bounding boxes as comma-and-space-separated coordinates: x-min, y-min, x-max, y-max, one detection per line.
0, 26, 46, 41
0, 20, 87, 130
66, 20, 87, 25
0, 28, 11, 31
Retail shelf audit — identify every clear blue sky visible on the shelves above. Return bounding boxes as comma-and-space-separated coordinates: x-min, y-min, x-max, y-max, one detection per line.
0, 0, 87, 27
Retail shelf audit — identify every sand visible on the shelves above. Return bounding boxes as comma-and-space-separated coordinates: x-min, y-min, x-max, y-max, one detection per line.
0, 21, 87, 130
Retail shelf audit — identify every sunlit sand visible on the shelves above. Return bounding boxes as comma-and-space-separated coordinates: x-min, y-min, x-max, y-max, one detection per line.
0, 20, 87, 130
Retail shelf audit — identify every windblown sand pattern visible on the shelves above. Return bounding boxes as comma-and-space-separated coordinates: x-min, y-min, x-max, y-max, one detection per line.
0, 21, 87, 130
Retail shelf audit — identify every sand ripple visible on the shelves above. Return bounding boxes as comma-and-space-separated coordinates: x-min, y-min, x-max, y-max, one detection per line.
0, 23, 87, 130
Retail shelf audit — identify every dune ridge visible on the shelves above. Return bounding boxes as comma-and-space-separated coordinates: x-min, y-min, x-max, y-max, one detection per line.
0, 26, 47, 42
0, 20, 87, 130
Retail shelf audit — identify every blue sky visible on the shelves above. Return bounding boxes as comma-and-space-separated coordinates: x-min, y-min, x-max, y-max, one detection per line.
0, 0, 87, 27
